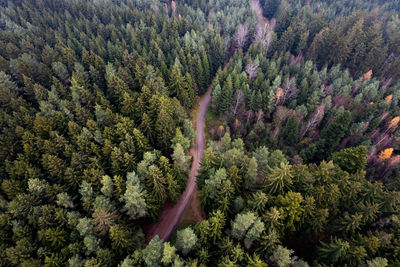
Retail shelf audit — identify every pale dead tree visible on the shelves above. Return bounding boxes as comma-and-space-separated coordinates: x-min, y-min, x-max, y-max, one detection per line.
270, 18, 276, 30
294, 54, 303, 64
271, 126, 280, 140
373, 132, 393, 150
256, 109, 264, 122
367, 147, 377, 162
370, 129, 380, 139
299, 104, 325, 139
246, 62, 259, 79
151, 4, 160, 14
171, 1, 177, 14
380, 53, 400, 72
254, 23, 272, 54
381, 77, 392, 88
235, 24, 249, 50
232, 90, 244, 117
379, 112, 390, 124
245, 109, 254, 124
251, 0, 263, 22
276, 77, 299, 105
273, 106, 290, 127
164, 3, 169, 14
386, 116, 400, 133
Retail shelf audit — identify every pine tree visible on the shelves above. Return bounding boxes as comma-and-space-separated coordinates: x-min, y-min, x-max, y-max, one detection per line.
161, 242, 177, 265
139, 113, 154, 143
176, 227, 198, 255
211, 84, 222, 112
155, 106, 175, 153
317, 237, 350, 264
121, 92, 135, 117
107, 74, 129, 105
109, 224, 134, 252
281, 115, 299, 146
332, 146, 367, 174
142, 236, 163, 267
172, 143, 191, 173
201, 49, 211, 87
169, 64, 190, 108
245, 157, 258, 188
219, 75, 233, 114
120, 174, 148, 219
264, 162, 293, 195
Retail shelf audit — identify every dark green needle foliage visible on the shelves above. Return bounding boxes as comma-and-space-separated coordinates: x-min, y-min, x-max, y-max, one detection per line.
1, 0, 400, 266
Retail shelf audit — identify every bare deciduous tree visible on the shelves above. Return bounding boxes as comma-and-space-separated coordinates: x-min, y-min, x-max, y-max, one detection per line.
171, 1, 177, 14
151, 4, 160, 14
254, 23, 273, 54
251, 0, 263, 22
164, 3, 169, 14
300, 104, 325, 139
270, 18, 276, 30
245, 109, 254, 124
276, 77, 299, 105
232, 90, 244, 117
235, 24, 249, 50
379, 112, 390, 124
246, 62, 259, 79
273, 106, 290, 127
374, 132, 393, 150
256, 109, 264, 122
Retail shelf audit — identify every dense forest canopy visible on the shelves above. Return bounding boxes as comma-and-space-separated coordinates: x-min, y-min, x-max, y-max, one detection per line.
1, 0, 400, 266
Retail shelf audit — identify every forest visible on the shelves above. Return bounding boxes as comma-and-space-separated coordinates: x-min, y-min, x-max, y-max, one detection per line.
0, 0, 400, 266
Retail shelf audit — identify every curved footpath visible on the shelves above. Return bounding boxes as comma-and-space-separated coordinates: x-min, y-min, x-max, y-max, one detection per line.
145, 87, 212, 241
145, 2, 270, 242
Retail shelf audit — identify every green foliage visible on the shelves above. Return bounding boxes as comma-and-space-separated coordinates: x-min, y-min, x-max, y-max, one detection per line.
281, 115, 299, 146
161, 242, 177, 265
332, 146, 367, 174
270, 245, 293, 267
264, 162, 293, 195
175, 227, 198, 255
120, 172, 148, 220
317, 237, 350, 264
231, 212, 265, 249
2, 0, 400, 266
142, 236, 163, 267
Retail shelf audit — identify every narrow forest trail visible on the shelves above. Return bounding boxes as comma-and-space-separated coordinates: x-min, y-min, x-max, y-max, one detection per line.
145, 74, 217, 242
144, 1, 269, 243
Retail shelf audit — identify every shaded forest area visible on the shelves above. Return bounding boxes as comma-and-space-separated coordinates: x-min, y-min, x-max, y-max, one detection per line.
1, 0, 400, 266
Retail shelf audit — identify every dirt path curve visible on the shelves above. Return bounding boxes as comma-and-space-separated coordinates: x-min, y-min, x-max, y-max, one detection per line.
145, 1, 271, 242
145, 85, 213, 242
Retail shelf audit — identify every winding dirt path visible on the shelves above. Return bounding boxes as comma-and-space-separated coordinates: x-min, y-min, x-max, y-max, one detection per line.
144, 2, 269, 240
145, 86, 212, 241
